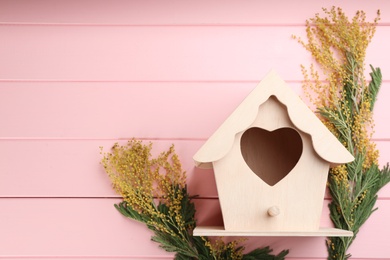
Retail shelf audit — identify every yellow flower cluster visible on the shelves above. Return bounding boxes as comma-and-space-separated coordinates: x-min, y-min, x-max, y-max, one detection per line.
327, 239, 344, 259
353, 190, 367, 211
330, 165, 349, 186
100, 139, 280, 259
352, 99, 379, 168
100, 139, 187, 231
294, 6, 380, 167
295, 7, 386, 259
203, 237, 246, 259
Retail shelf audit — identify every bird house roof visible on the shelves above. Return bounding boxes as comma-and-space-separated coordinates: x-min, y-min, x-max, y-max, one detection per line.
193, 70, 354, 169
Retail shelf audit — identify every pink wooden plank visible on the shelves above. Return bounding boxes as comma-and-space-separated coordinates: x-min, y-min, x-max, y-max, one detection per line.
0, 82, 286, 139
0, 252, 382, 260
0, 26, 388, 81
0, 257, 381, 260
0, 139, 389, 198
377, 140, 390, 170
372, 84, 390, 139
0, 198, 221, 257
347, 200, 390, 258
1, 82, 389, 139
0, 258, 173, 260
0, 139, 216, 198
0, 198, 389, 258
0, 258, 172, 260
0, 0, 388, 25
0, 198, 174, 257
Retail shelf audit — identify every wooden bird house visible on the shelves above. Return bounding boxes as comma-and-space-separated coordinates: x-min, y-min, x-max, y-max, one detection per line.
193, 70, 354, 237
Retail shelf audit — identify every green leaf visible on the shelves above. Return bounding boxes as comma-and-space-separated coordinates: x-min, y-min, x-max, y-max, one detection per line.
243, 247, 289, 260
114, 201, 147, 223
367, 65, 382, 111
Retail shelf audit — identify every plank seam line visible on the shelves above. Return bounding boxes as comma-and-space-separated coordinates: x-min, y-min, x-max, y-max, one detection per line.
0, 256, 173, 259
0, 137, 208, 141
0, 79, 293, 83
0, 22, 325, 27
1, 22, 390, 27
0, 79, 264, 83
0, 138, 389, 142
0, 197, 122, 199
2, 197, 390, 200
286, 258, 390, 260
1, 79, 390, 83
0, 136, 390, 142
0, 196, 220, 199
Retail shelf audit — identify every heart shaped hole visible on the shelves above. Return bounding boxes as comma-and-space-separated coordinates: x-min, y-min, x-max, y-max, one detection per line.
240, 127, 303, 186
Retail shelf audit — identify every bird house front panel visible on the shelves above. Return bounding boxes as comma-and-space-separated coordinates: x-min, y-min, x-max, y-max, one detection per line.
213, 96, 330, 231
194, 71, 354, 234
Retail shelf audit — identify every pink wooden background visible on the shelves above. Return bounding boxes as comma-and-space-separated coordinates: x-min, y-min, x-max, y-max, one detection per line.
1, 0, 390, 259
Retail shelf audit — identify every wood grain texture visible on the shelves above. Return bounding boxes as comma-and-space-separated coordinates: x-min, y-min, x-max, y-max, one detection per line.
0, 198, 389, 258
0, 0, 388, 25
0, 139, 389, 199
0, 26, 389, 81
0, 82, 389, 139
0, 139, 216, 198
193, 73, 354, 232
193, 226, 353, 237
1, 1, 390, 259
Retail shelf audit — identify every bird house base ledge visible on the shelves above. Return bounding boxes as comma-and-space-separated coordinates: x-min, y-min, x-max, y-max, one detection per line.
193, 226, 353, 237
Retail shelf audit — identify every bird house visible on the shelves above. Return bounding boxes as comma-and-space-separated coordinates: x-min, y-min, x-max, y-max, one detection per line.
193, 70, 354, 237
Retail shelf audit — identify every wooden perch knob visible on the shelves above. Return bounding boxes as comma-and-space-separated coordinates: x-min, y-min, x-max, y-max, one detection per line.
267, 206, 280, 217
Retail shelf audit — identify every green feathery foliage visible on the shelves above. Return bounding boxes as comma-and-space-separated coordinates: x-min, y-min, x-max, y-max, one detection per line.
101, 140, 289, 259
294, 7, 390, 259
